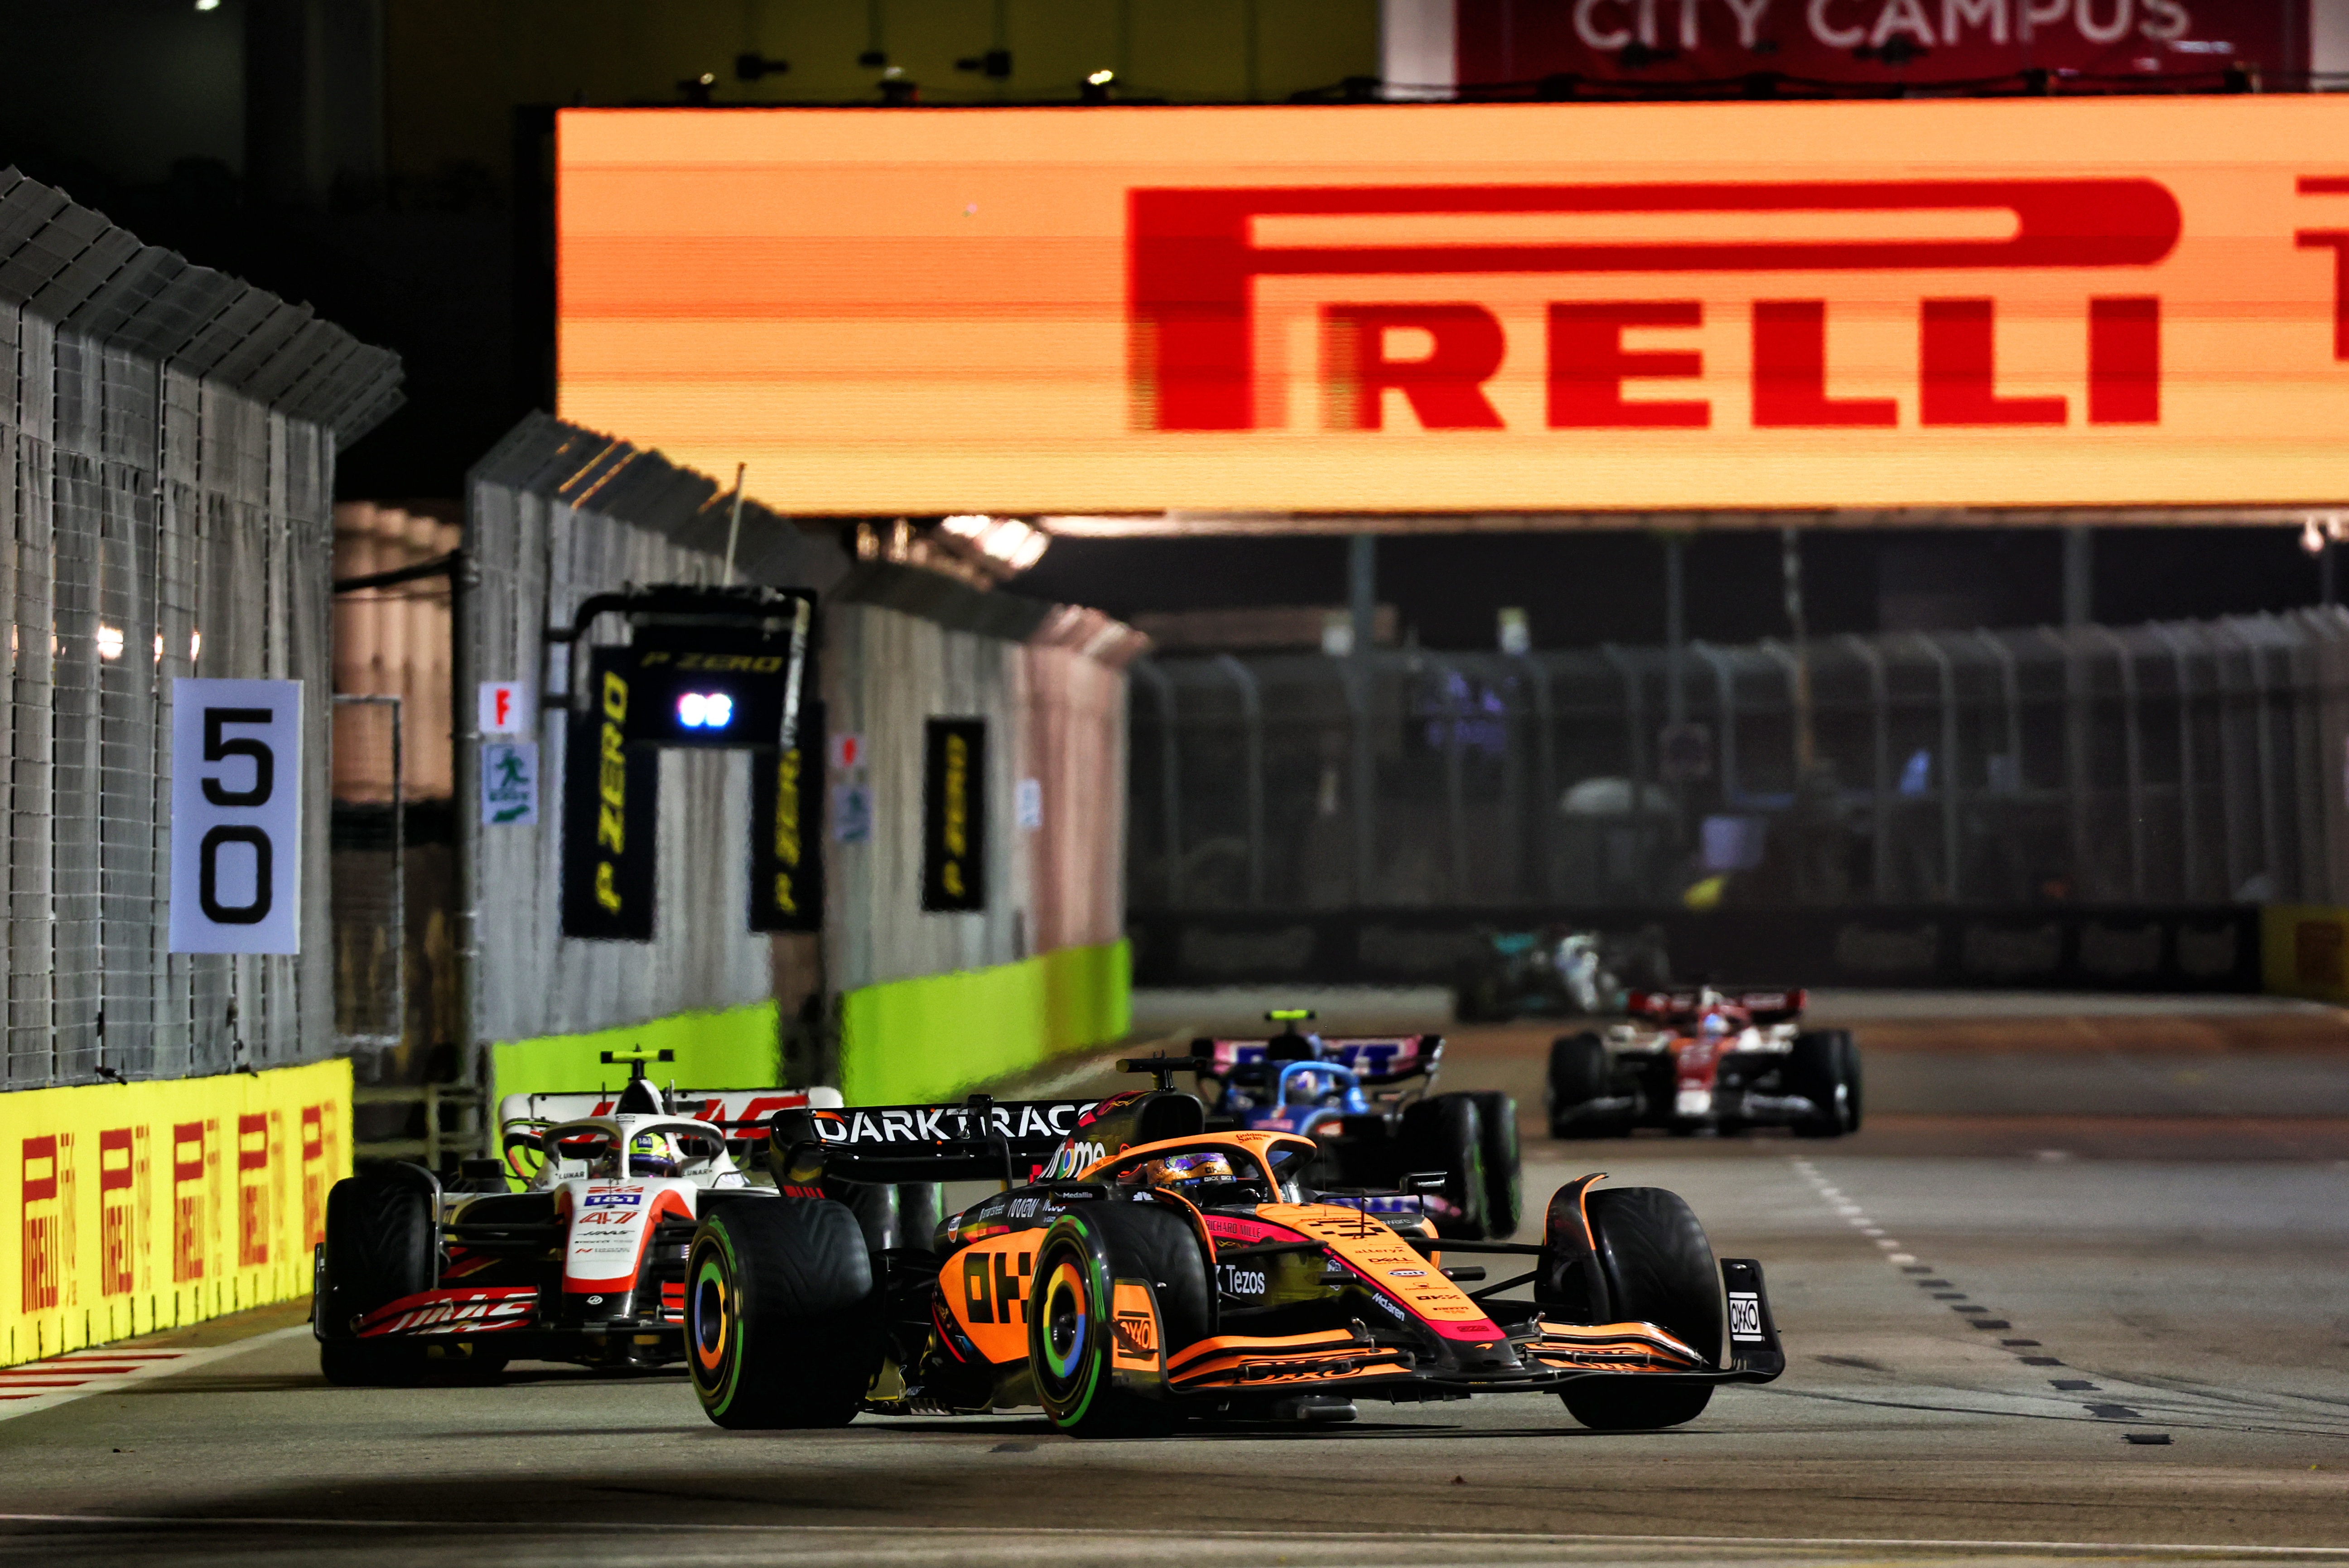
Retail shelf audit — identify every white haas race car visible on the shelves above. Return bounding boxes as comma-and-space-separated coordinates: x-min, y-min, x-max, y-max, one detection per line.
312, 1052, 865, 1384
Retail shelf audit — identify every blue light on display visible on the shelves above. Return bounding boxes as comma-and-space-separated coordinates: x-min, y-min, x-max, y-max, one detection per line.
677, 691, 734, 730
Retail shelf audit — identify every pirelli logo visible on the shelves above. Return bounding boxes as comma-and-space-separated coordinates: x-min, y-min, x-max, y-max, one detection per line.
1130, 180, 2176, 433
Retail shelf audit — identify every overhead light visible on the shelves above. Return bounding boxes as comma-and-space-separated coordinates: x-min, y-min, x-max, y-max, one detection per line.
1087, 69, 1115, 85
190, 629, 202, 662
677, 690, 734, 730
152, 632, 164, 663
2304, 518, 2328, 555
194, 0, 220, 10
96, 624, 125, 661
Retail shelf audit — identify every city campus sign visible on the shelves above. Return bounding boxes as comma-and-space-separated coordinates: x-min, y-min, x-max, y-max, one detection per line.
557, 98, 2349, 516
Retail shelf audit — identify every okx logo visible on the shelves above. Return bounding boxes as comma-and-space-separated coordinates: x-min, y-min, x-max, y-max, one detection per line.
1127, 180, 2180, 433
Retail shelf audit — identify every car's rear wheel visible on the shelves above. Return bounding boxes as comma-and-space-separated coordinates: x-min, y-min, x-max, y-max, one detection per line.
1547, 1032, 1627, 1139
1558, 1186, 1721, 1432
1401, 1095, 1490, 1239
318, 1175, 435, 1387
688, 1197, 880, 1429
1464, 1090, 1523, 1238
1030, 1202, 1211, 1439
1789, 1030, 1860, 1137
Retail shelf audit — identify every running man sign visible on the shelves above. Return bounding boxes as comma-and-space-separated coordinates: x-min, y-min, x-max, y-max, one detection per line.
558, 97, 2349, 515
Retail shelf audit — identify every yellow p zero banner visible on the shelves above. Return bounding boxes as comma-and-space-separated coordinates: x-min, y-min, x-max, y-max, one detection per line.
0, 1059, 349, 1366
559, 99, 2349, 516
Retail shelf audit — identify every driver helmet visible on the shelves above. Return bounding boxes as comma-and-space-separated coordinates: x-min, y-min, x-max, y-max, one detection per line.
625, 1129, 683, 1177
1702, 1012, 1732, 1038
1132, 1151, 1235, 1195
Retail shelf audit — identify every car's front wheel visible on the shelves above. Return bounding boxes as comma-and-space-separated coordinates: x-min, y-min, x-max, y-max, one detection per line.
1029, 1202, 1210, 1439
1557, 1186, 1721, 1432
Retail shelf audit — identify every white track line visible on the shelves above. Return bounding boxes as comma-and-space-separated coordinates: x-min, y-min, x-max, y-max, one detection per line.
0, 1519, 2344, 1554
0, 1327, 311, 1423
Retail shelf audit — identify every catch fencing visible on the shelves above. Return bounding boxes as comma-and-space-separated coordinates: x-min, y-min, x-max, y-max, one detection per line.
0, 168, 401, 1091
1129, 609, 2349, 917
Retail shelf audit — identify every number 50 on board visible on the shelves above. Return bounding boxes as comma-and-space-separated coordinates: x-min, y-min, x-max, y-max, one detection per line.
169, 678, 302, 955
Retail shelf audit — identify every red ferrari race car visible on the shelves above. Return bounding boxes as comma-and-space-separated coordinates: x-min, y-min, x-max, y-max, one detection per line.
682, 1061, 1785, 1436
1547, 987, 1862, 1139
310, 1054, 846, 1384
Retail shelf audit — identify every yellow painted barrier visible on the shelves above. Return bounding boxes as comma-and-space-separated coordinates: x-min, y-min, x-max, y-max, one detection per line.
0, 1058, 350, 1368
2261, 904, 2349, 1006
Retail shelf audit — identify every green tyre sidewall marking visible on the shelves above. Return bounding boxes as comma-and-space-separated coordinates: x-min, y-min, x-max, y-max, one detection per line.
1038, 1215, 1109, 1432
692, 1221, 745, 1420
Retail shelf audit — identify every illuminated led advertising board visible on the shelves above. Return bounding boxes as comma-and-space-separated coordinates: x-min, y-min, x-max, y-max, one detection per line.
558, 100, 2349, 514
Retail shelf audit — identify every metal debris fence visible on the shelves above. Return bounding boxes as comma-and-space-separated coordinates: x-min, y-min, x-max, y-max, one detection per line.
1129, 609, 2349, 915
0, 168, 402, 1090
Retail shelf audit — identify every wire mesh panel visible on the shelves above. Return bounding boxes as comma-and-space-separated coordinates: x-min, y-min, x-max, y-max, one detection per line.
1132, 609, 2349, 916
329, 695, 403, 1062
0, 169, 400, 1090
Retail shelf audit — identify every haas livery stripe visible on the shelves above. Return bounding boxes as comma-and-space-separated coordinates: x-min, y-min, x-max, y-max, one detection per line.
357, 1287, 538, 1338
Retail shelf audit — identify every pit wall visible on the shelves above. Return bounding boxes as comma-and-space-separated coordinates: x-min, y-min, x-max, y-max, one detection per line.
839, 938, 1132, 1106
1, 1058, 351, 1369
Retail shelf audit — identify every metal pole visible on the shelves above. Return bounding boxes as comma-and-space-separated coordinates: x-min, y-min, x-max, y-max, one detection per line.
1348, 533, 1376, 657
2063, 526, 2093, 627
1780, 528, 1814, 772
1664, 536, 1688, 727
2093, 624, 2148, 901
1214, 654, 1265, 906
722, 463, 748, 586
1693, 642, 1741, 805
1600, 644, 1648, 901
1512, 648, 1558, 901
1914, 633, 1962, 902
449, 545, 482, 1159
2149, 622, 2199, 901
1840, 635, 1892, 900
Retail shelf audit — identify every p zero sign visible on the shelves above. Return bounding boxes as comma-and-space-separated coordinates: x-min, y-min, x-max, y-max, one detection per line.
169, 679, 301, 955
559, 99, 2349, 515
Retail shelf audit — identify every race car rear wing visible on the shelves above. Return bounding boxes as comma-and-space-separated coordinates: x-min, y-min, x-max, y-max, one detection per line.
1193, 1035, 1444, 1085
1627, 989, 1807, 1025
497, 1087, 844, 1141
770, 1088, 1206, 1185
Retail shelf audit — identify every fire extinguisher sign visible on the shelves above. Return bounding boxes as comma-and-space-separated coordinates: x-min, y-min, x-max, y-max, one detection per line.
169, 678, 303, 955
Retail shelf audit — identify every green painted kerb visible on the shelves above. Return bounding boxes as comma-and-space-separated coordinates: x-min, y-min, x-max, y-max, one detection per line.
840, 938, 1131, 1105
491, 1000, 781, 1105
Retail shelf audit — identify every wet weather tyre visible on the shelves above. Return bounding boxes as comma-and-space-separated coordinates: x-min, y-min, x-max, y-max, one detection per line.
1465, 1090, 1523, 1238
688, 1197, 879, 1429
1403, 1095, 1490, 1240
1789, 1030, 1859, 1138
318, 1176, 435, 1387
1559, 1186, 1721, 1431
1029, 1202, 1211, 1439
1547, 1032, 1622, 1140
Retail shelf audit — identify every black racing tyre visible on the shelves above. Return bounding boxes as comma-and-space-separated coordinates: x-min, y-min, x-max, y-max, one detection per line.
318, 1176, 436, 1387
1402, 1095, 1490, 1240
834, 1179, 902, 1253
1558, 1186, 1721, 1431
1465, 1090, 1524, 1238
1029, 1201, 1211, 1439
1789, 1030, 1858, 1138
1547, 1032, 1623, 1139
687, 1196, 880, 1429
1837, 1033, 1864, 1133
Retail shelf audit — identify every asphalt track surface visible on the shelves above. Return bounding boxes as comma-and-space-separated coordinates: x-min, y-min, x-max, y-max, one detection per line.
5, 999, 2348, 1567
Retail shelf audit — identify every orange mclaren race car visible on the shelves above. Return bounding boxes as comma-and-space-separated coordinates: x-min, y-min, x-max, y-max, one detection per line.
683, 1061, 1783, 1436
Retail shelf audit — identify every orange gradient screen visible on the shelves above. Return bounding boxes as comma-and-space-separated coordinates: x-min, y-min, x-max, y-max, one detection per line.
558, 101, 2349, 515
